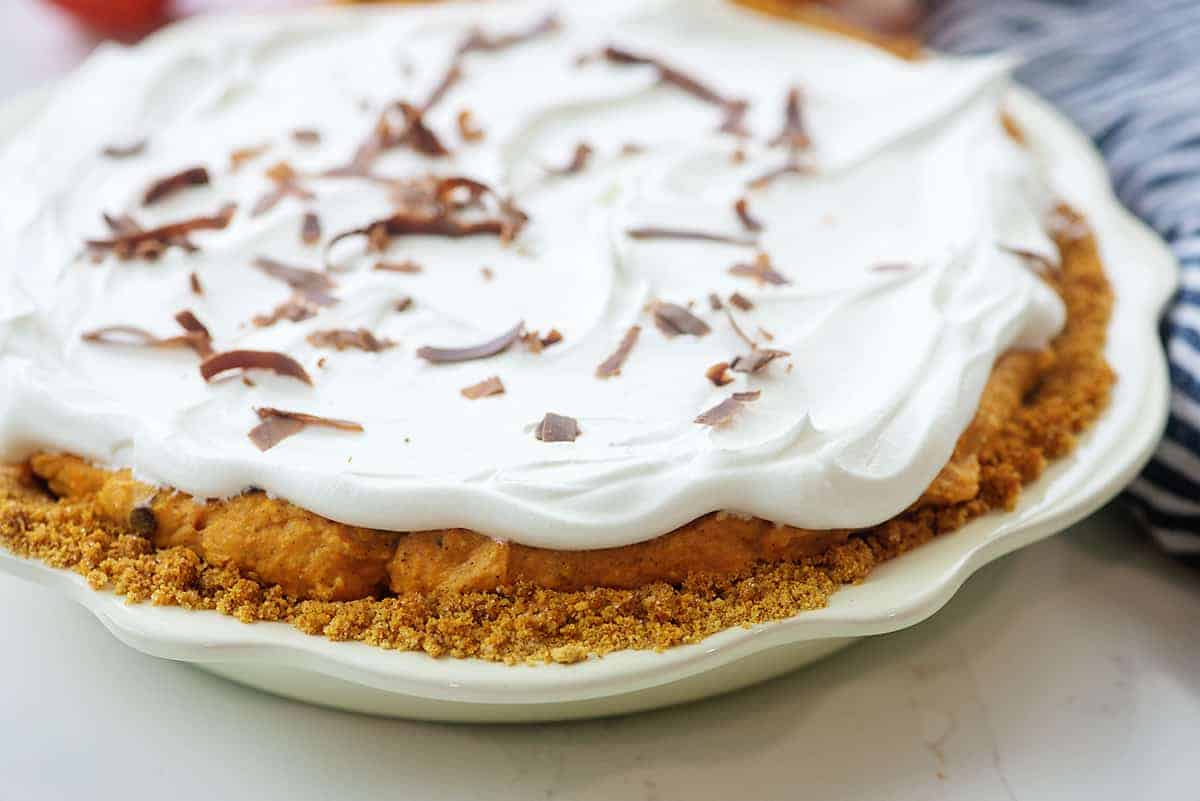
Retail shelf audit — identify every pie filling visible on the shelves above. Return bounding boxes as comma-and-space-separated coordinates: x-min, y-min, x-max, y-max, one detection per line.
0, 210, 1112, 661
0, 2, 1114, 661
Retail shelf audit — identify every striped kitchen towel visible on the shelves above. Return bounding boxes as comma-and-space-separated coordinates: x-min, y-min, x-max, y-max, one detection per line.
927, 0, 1200, 556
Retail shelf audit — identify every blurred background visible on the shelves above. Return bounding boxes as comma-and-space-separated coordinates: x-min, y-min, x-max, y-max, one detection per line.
0, 1, 315, 99
0, 0, 922, 100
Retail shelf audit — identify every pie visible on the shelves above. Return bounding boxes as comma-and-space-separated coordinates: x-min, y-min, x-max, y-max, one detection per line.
0, 1, 1113, 663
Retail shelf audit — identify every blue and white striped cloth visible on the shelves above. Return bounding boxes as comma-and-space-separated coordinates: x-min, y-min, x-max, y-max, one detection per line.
927, 0, 1200, 557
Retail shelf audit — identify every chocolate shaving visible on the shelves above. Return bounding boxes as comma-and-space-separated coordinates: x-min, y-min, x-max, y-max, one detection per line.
173, 309, 214, 357
745, 87, 815, 191
496, 197, 529, 244
306, 328, 396, 352
423, 65, 463, 115
143, 166, 210, 206
174, 309, 209, 336
769, 87, 811, 153
301, 212, 322, 246
292, 129, 321, 145
326, 100, 450, 176
595, 325, 640, 378
251, 256, 337, 327
189, 272, 204, 295
602, 46, 750, 136
705, 361, 733, 386
521, 328, 563, 354
200, 350, 313, 385
102, 140, 146, 159
396, 102, 450, 157
733, 197, 762, 232
758, 326, 775, 342
374, 260, 422, 274
416, 321, 524, 364
620, 143, 646, 157
653, 302, 711, 338
695, 391, 760, 427
460, 376, 505, 399
456, 109, 485, 142
100, 211, 199, 256
256, 407, 362, 431
230, 144, 270, 171
81, 326, 168, 346
248, 407, 363, 452
746, 162, 812, 190
729, 252, 790, 285
998, 244, 1060, 278
731, 348, 789, 374
436, 175, 491, 207
725, 309, 757, 348
481, 266, 495, 281
546, 142, 593, 176
103, 212, 143, 237
80, 325, 201, 354
252, 161, 315, 217
393, 295, 414, 312
729, 292, 754, 311
326, 176, 528, 268
252, 297, 321, 328
265, 161, 298, 183
86, 204, 236, 261
458, 13, 561, 59
534, 412, 580, 443
248, 416, 306, 451
627, 227, 758, 247
708, 293, 724, 311
253, 256, 337, 305
329, 208, 524, 262
81, 309, 212, 358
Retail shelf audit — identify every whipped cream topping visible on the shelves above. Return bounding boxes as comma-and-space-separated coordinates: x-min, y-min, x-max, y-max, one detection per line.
0, 0, 1065, 549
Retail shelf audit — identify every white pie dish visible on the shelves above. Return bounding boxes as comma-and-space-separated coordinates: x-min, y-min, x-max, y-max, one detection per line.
0, 57, 1176, 721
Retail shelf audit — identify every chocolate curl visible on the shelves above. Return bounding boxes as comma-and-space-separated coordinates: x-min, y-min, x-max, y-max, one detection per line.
653, 303, 711, 337
252, 162, 316, 218
627, 227, 758, 247
602, 46, 750, 136
596, 325, 641, 378
86, 204, 236, 261
416, 322, 525, 364
200, 350, 313, 385
325, 176, 528, 270
695, 391, 761, 426
249, 407, 363, 451
143, 166, 210, 206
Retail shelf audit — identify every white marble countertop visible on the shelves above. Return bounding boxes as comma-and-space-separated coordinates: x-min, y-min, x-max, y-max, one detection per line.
3, 507, 1197, 800
2, 4, 1197, 799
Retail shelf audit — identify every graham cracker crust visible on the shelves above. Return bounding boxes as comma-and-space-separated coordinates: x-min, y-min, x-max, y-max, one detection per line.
0, 206, 1114, 663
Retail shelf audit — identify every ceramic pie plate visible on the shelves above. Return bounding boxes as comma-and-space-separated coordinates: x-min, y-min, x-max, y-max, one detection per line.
0, 47, 1177, 721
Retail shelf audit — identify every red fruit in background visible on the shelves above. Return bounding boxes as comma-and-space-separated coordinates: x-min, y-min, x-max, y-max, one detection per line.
44, 0, 171, 40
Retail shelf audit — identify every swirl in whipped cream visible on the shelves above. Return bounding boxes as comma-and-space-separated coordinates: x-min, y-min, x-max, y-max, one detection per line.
0, 0, 1065, 549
